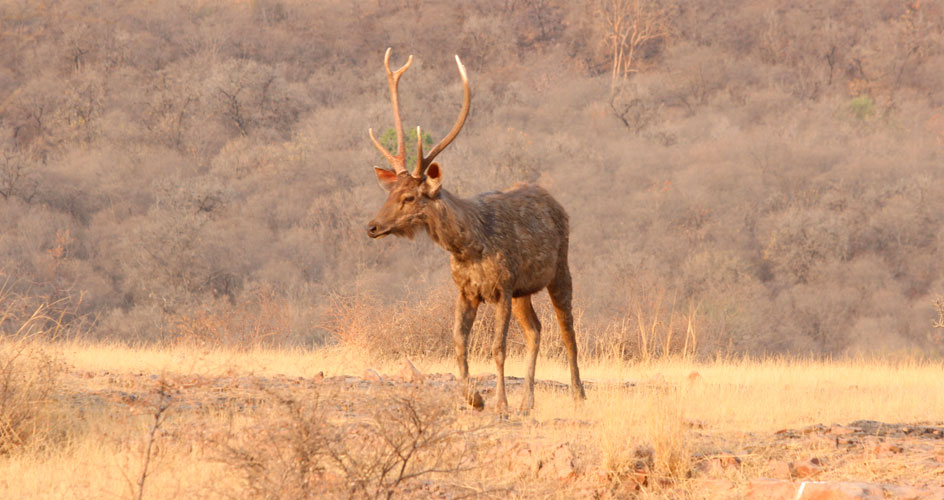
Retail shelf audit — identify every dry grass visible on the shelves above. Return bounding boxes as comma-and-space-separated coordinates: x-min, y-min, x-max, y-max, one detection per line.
0, 340, 941, 499
323, 282, 708, 368
0, 280, 72, 456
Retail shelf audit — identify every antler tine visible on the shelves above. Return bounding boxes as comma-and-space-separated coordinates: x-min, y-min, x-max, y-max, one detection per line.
368, 127, 398, 168
369, 48, 413, 173
386, 48, 413, 172
415, 125, 423, 172
413, 55, 470, 178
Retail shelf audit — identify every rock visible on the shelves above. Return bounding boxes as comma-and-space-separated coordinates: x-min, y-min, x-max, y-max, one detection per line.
511, 442, 578, 482
914, 487, 944, 500
632, 464, 649, 488
584, 467, 610, 484
803, 424, 828, 434
829, 425, 855, 436
883, 484, 927, 500
871, 441, 904, 454
766, 460, 792, 479
508, 442, 542, 477
748, 479, 797, 500
694, 452, 741, 477
691, 478, 735, 497
362, 368, 383, 382
469, 390, 484, 410
398, 359, 424, 383
631, 445, 654, 488
791, 458, 823, 478
685, 419, 706, 429
796, 481, 883, 500
545, 443, 577, 482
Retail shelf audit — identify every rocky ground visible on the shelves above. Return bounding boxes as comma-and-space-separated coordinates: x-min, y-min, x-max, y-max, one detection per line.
59, 361, 944, 499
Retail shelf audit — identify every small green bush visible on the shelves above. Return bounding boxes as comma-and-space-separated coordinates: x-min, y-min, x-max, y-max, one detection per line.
848, 95, 875, 121
378, 127, 433, 168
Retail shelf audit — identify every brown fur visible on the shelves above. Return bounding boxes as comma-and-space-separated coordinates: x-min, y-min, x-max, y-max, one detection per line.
368, 172, 585, 412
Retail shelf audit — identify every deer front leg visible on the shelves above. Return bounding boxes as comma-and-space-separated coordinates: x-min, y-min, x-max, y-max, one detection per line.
492, 292, 512, 414
453, 293, 480, 408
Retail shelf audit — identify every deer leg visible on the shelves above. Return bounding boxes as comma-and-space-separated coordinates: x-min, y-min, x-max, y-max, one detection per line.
453, 294, 479, 406
512, 296, 541, 413
492, 292, 512, 414
548, 269, 586, 402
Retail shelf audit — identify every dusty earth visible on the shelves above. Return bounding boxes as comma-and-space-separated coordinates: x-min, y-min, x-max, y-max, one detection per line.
59, 362, 944, 499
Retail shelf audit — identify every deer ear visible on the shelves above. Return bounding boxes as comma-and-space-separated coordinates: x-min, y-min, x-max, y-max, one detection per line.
374, 167, 398, 192
423, 162, 443, 196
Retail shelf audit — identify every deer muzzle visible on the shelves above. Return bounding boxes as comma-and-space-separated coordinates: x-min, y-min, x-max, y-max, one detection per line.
367, 221, 391, 239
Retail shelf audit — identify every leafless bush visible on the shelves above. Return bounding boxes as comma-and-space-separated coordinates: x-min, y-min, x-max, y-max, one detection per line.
0, 150, 38, 202
324, 283, 549, 362
219, 386, 486, 500
169, 285, 294, 349
133, 380, 173, 500
583, 288, 700, 362
0, 280, 68, 454
325, 290, 454, 360
934, 296, 944, 330
608, 82, 663, 135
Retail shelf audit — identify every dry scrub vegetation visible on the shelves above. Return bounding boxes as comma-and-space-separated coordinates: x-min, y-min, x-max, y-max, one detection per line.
0, 291, 940, 499
1, 0, 943, 355
0, 338, 941, 499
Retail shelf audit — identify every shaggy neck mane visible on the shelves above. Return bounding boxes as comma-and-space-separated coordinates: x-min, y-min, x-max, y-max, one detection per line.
424, 189, 485, 260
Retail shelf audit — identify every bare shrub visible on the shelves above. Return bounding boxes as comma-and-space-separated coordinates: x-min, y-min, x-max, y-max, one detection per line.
585, 286, 700, 362
608, 82, 663, 135
324, 288, 454, 360
133, 380, 173, 500
599, 387, 692, 494
170, 285, 293, 349
219, 386, 486, 500
324, 283, 528, 363
933, 296, 944, 330
0, 280, 67, 454
0, 149, 38, 202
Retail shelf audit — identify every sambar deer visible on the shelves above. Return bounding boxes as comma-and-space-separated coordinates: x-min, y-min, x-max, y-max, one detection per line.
366, 48, 585, 413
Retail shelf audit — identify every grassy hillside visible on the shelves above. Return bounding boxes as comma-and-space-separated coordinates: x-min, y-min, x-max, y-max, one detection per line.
1, 0, 944, 355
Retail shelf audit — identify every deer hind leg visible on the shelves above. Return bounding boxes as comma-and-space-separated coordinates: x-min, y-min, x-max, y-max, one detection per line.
547, 268, 586, 402
492, 292, 512, 414
454, 294, 481, 408
512, 296, 541, 413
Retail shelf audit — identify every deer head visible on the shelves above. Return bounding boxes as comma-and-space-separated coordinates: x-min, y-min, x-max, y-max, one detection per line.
366, 48, 470, 239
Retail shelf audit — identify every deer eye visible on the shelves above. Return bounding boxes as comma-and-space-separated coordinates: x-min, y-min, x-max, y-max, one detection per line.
403, 195, 416, 203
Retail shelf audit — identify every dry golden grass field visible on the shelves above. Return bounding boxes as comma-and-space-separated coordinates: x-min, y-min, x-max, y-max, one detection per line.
1, 334, 943, 500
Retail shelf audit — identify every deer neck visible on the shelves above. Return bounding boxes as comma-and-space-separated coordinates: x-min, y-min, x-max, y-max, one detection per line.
425, 189, 485, 260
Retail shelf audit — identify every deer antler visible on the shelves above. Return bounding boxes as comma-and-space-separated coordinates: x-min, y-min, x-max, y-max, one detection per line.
369, 48, 413, 174
413, 55, 470, 178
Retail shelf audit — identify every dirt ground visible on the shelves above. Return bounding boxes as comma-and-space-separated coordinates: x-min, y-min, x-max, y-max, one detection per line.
51, 361, 944, 500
